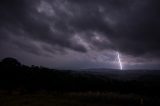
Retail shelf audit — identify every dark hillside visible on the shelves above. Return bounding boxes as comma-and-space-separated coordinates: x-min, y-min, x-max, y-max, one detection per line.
0, 58, 160, 97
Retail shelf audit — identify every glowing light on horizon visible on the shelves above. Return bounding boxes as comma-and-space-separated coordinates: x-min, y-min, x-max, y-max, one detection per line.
117, 52, 123, 70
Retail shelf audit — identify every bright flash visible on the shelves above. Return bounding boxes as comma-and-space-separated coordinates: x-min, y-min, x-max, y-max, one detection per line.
117, 52, 123, 70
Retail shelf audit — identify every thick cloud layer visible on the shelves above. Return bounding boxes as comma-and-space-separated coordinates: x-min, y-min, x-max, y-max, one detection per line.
0, 0, 160, 69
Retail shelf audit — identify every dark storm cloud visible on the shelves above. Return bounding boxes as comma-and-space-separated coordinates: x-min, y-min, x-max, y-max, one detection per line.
0, 0, 87, 55
70, 0, 160, 57
69, 0, 133, 6
0, 0, 160, 69
111, 0, 160, 56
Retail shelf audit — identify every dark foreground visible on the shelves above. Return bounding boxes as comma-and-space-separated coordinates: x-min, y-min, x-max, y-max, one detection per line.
0, 91, 160, 106
0, 58, 160, 106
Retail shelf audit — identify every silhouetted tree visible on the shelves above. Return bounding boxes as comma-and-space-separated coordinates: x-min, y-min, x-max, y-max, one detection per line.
1, 57, 21, 67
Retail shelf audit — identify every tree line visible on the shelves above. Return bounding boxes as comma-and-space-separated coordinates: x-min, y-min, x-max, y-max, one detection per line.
0, 57, 160, 96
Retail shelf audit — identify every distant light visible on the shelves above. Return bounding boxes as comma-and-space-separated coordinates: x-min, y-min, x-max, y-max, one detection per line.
117, 52, 123, 70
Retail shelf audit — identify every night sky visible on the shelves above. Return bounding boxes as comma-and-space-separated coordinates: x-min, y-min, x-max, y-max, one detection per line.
0, 0, 160, 70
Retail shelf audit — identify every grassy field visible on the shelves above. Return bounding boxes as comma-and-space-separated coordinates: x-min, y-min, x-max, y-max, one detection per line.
0, 91, 159, 106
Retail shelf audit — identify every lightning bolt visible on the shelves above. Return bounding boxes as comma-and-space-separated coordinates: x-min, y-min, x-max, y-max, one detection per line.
117, 52, 123, 70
